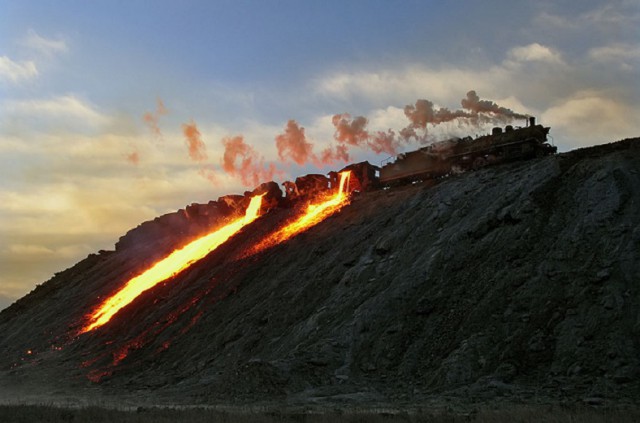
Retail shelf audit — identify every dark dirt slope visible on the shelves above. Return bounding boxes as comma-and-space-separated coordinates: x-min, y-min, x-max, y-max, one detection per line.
1, 138, 639, 407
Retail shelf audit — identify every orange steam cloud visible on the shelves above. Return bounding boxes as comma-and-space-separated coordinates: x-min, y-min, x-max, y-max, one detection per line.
143, 98, 168, 139
270, 113, 399, 168
182, 120, 208, 162
198, 166, 219, 186
369, 129, 398, 155
126, 151, 140, 165
274, 119, 353, 167
331, 113, 400, 156
332, 113, 369, 147
319, 144, 350, 165
222, 135, 279, 187
275, 120, 316, 165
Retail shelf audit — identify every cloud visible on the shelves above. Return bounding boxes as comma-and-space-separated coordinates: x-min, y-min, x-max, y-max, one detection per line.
0, 56, 38, 83
0, 30, 68, 85
21, 29, 68, 57
221, 135, 280, 187
536, 1, 640, 30
7, 244, 55, 255
534, 12, 571, 29
0, 180, 157, 299
313, 66, 491, 106
0, 123, 242, 226
0, 144, 246, 300
581, 1, 640, 27
506, 43, 564, 66
541, 90, 640, 147
366, 106, 407, 132
5, 95, 109, 129
588, 43, 640, 70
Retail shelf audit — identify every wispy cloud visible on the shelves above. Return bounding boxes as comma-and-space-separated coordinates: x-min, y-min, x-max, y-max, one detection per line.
581, 1, 640, 27
536, 1, 640, 30
8, 244, 56, 255
588, 43, 640, 70
0, 30, 68, 85
0, 56, 38, 83
21, 29, 68, 57
4, 95, 110, 129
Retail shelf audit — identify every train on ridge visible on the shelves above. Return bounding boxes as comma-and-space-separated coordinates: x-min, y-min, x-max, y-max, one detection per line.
279, 116, 556, 199
377, 116, 555, 185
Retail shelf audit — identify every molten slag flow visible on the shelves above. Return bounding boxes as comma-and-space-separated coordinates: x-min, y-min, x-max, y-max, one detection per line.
82, 195, 264, 333
253, 171, 351, 253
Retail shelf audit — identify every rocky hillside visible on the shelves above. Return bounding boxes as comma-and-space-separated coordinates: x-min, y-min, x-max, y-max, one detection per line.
1, 138, 639, 408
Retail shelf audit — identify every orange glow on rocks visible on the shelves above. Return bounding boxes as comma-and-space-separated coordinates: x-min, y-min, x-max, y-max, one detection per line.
253, 171, 351, 253
82, 195, 264, 333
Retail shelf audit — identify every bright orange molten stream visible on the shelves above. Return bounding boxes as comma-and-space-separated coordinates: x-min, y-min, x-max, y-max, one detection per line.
82, 195, 264, 333
254, 171, 351, 253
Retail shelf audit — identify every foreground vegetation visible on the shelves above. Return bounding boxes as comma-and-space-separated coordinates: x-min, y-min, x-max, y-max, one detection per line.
1, 404, 639, 423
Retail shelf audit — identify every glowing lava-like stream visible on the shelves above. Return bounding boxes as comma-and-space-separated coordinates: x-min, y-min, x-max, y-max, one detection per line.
252, 171, 351, 254
82, 194, 264, 333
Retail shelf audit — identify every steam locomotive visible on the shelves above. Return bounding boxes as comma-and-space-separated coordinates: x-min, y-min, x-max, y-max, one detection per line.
378, 117, 556, 184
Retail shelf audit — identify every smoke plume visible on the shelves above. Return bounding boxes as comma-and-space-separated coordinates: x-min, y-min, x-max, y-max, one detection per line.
332, 113, 369, 147
271, 111, 405, 167
319, 144, 350, 165
369, 129, 398, 155
331, 113, 400, 156
274, 119, 357, 167
222, 135, 279, 187
143, 98, 168, 139
461, 90, 527, 122
401, 91, 528, 141
182, 121, 208, 162
198, 166, 219, 186
402, 99, 472, 141
275, 120, 316, 166
208, 90, 529, 188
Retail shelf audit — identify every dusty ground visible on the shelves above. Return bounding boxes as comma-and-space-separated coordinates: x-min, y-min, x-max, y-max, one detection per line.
0, 138, 639, 412
2, 403, 640, 423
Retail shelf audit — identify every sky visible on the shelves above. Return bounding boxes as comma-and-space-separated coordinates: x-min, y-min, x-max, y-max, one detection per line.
1, 0, 639, 309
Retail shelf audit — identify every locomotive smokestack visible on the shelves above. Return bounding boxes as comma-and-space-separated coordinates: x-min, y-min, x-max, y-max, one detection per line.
529, 116, 536, 127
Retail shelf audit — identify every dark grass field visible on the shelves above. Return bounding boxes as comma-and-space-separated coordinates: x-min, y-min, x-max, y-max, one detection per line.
1, 404, 639, 423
